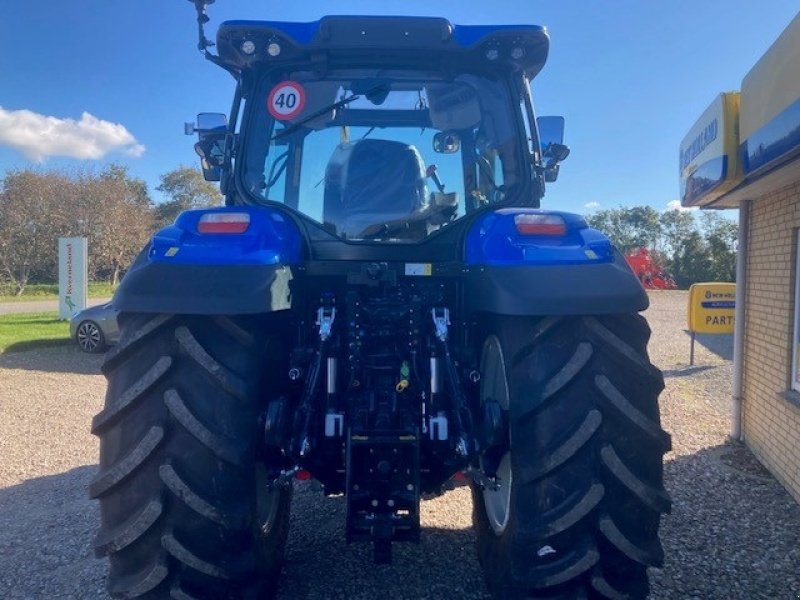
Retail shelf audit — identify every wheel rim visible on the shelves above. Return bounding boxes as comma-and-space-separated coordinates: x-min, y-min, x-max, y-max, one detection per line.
256, 465, 283, 539
77, 321, 101, 352
480, 335, 512, 535
484, 451, 512, 535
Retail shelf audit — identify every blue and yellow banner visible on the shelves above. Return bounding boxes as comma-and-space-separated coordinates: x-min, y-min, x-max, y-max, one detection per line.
679, 93, 741, 207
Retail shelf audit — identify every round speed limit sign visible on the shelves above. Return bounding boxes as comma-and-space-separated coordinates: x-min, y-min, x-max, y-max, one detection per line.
267, 81, 306, 120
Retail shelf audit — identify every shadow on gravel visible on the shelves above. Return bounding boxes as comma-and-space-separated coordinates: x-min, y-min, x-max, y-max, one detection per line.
3, 444, 799, 600
682, 330, 734, 361
662, 365, 715, 378
281, 485, 489, 599
3, 339, 72, 354
0, 344, 104, 375
0, 465, 106, 599
651, 442, 800, 600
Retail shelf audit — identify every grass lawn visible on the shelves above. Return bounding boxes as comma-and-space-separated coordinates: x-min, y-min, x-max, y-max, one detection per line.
0, 312, 71, 353
0, 282, 114, 303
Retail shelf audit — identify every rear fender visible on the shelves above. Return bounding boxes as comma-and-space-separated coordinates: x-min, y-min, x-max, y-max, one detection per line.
463, 209, 647, 315
114, 207, 303, 315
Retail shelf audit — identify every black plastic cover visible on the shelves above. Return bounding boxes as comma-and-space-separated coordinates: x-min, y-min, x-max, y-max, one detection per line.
465, 251, 649, 316
113, 249, 293, 315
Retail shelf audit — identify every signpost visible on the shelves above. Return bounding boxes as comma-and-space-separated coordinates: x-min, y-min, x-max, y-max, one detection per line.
58, 237, 88, 320
687, 282, 736, 365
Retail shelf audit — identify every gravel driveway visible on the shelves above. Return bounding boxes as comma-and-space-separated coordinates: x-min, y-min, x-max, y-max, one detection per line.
1, 290, 798, 599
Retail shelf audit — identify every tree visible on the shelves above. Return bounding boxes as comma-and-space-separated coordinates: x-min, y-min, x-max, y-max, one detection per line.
0, 166, 155, 290
585, 206, 661, 253
658, 209, 696, 256
155, 166, 222, 227
81, 165, 155, 286
701, 212, 738, 282
585, 204, 739, 288
0, 170, 68, 294
671, 230, 714, 288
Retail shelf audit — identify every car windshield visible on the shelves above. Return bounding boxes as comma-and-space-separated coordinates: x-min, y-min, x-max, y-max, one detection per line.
242, 70, 529, 241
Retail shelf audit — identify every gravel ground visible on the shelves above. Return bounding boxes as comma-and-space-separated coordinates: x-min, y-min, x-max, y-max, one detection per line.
0, 290, 799, 599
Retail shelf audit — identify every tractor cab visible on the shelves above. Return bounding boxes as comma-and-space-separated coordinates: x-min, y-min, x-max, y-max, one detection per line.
191, 15, 569, 243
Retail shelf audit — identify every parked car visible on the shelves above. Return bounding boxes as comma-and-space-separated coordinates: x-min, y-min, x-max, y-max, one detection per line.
69, 302, 119, 353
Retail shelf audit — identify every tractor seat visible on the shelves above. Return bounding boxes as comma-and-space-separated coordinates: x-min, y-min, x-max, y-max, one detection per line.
323, 139, 429, 238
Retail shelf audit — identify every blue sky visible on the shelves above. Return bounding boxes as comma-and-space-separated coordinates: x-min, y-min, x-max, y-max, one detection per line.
0, 1, 797, 215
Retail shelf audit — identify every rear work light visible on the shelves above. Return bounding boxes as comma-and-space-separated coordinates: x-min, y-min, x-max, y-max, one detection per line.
513, 213, 567, 236
197, 212, 251, 234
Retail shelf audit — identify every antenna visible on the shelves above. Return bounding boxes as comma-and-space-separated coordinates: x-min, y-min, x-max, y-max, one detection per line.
187, 0, 217, 57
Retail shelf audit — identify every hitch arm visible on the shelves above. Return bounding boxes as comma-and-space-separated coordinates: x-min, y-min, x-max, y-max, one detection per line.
290, 306, 336, 458
432, 308, 474, 458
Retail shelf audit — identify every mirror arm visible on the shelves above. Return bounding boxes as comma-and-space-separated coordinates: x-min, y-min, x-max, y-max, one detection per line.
188, 0, 215, 53
186, 0, 236, 73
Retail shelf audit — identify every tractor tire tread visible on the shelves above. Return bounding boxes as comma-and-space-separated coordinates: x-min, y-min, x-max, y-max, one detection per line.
595, 375, 671, 451
159, 463, 246, 529
102, 314, 175, 375
92, 356, 173, 434
94, 498, 163, 557
93, 314, 290, 600
598, 516, 664, 567
164, 389, 247, 466
89, 425, 164, 498
517, 483, 605, 541
600, 445, 671, 513
519, 410, 602, 483
474, 313, 668, 599
175, 325, 247, 400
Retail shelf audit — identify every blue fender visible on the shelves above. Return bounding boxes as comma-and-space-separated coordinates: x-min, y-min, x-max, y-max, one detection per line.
114, 207, 303, 315
464, 209, 648, 315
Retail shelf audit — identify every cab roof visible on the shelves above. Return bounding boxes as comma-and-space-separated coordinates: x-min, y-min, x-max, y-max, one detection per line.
216, 16, 549, 79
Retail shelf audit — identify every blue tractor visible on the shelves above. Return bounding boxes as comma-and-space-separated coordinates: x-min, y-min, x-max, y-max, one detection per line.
91, 2, 671, 598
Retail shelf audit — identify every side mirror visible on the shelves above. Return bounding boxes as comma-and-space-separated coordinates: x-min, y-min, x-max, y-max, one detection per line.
543, 164, 560, 183
187, 113, 228, 182
197, 112, 228, 132
546, 143, 571, 163
194, 137, 225, 181
537, 116, 569, 182
433, 132, 461, 154
536, 116, 565, 156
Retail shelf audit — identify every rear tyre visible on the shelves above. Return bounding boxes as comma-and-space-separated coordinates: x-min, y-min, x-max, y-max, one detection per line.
90, 313, 291, 599
473, 314, 671, 600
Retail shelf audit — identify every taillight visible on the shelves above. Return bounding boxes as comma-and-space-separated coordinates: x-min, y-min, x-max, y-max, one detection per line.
513, 213, 567, 236
197, 212, 251, 234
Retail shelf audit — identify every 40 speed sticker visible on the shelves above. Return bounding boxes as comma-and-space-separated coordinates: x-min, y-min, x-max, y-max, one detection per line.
267, 81, 306, 120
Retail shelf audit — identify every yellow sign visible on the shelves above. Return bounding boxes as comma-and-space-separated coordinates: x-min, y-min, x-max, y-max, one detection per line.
688, 282, 736, 333
679, 92, 741, 208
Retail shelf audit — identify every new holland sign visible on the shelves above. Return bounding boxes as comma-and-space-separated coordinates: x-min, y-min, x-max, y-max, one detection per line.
688, 282, 736, 334
58, 237, 88, 320
687, 282, 735, 365
679, 93, 742, 208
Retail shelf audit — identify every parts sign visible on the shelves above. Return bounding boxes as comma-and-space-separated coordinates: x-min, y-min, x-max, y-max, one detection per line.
687, 282, 736, 334
267, 81, 306, 121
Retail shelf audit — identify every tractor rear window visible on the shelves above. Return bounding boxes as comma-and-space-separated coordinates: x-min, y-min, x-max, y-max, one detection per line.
241, 71, 523, 241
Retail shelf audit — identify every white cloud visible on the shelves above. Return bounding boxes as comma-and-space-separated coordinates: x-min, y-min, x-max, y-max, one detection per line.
584, 201, 600, 211
665, 199, 697, 213
0, 106, 145, 162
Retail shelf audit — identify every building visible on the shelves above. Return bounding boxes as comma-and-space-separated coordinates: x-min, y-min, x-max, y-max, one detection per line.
679, 13, 800, 503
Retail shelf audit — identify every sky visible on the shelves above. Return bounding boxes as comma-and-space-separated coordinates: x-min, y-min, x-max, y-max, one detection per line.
0, 0, 798, 216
